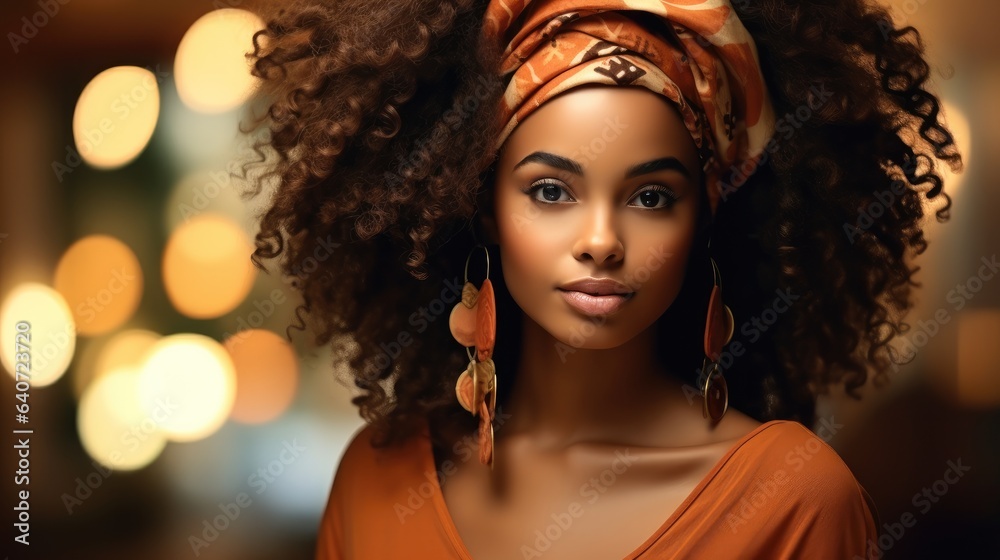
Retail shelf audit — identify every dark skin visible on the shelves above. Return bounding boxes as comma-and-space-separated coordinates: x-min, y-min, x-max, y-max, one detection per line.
435, 85, 763, 559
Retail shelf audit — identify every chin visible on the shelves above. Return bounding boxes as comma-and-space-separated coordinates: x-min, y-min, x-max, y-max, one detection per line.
541, 314, 646, 350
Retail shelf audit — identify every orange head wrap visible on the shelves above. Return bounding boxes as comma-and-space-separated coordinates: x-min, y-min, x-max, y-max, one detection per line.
482, 0, 776, 214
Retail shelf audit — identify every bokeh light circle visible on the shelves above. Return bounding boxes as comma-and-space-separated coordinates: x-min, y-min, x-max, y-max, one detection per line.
137, 333, 236, 441
174, 9, 264, 113
1, 283, 76, 386
73, 329, 161, 399
162, 213, 256, 319
223, 329, 299, 424
73, 66, 160, 168
78, 367, 167, 470
54, 235, 143, 336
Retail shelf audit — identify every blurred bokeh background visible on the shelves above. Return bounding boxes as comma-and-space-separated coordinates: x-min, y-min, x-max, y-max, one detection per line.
0, 0, 997, 558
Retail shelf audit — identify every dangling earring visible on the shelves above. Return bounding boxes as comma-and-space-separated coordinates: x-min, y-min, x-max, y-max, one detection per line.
448, 244, 498, 469
702, 250, 735, 423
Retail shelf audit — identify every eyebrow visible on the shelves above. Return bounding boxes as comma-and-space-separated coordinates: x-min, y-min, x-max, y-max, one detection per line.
512, 151, 692, 180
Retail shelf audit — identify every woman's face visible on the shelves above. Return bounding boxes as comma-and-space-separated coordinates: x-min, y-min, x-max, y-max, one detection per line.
492, 85, 703, 349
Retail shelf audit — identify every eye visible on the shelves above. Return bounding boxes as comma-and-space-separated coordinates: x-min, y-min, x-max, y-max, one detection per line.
628, 185, 680, 209
524, 180, 575, 204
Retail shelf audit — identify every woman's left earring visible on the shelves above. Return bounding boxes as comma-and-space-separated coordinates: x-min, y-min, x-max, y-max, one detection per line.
448, 244, 497, 469
702, 255, 735, 424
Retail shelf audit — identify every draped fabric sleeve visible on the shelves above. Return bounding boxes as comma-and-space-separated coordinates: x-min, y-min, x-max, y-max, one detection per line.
777, 455, 880, 559
314, 424, 372, 560
738, 422, 881, 560
314, 488, 345, 560
312, 420, 456, 559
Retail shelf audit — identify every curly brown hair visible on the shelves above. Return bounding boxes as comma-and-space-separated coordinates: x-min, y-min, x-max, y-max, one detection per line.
237, 0, 962, 451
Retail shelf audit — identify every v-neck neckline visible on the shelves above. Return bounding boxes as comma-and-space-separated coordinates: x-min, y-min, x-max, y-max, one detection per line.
418, 419, 789, 559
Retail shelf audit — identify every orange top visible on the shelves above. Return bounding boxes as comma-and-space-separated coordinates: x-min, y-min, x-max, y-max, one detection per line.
315, 419, 879, 559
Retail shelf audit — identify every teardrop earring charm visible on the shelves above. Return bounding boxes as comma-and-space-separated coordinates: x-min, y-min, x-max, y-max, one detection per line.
702, 255, 734, 423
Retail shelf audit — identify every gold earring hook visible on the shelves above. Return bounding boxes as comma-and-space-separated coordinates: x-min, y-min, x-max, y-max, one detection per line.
463, 244, 491, 364
710, 256, 722, 290
464, 243, 490, 284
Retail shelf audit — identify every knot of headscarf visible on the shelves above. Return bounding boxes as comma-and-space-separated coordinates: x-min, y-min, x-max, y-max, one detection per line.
482, 0, 776, 214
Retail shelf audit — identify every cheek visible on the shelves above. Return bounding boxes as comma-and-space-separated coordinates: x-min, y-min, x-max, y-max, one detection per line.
624, 219, 697, 308
494, 188, 549, 297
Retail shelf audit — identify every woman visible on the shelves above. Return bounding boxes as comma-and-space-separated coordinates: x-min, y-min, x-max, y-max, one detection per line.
241, 0, 961, 557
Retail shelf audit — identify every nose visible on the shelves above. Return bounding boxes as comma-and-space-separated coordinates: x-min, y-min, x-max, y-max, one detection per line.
572, 203, 624, 266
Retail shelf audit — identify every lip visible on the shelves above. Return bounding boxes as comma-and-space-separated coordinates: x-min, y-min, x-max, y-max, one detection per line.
558, 277, 634, 296
557, 278, 635, 316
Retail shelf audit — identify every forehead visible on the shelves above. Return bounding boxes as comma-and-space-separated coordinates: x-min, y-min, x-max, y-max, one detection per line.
497, 85, 699, 173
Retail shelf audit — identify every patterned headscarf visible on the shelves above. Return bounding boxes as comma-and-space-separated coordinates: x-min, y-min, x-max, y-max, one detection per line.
482, 0, 776, 214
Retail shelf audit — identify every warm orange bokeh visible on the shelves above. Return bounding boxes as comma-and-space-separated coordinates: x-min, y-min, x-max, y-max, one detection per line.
54, 234, 143, 336
956, 308, 1000, 407
223, 328, 299, 424
162, 213, 256, 319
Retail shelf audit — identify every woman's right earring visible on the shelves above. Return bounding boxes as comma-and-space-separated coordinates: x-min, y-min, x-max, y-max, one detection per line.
448, 244, 498, 469
702, 255, 734, 423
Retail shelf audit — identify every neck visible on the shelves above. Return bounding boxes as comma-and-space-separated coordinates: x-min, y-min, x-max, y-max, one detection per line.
500, 312, 693, 450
